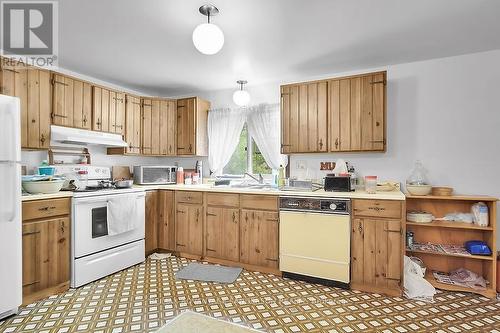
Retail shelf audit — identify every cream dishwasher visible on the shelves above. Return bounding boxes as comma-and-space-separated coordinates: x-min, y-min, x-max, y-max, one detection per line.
279, 196, 351, 288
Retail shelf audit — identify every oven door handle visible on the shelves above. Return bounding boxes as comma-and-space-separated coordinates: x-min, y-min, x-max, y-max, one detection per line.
74, 192, 146, 204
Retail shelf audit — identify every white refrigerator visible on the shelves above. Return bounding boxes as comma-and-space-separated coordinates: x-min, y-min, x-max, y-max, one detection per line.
0, 94, 22, 319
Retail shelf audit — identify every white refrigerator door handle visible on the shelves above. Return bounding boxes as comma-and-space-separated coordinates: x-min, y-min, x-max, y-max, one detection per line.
0, 161, 20, 223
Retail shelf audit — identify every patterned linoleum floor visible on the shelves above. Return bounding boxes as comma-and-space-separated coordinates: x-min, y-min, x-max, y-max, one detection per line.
1, 256, 499, 333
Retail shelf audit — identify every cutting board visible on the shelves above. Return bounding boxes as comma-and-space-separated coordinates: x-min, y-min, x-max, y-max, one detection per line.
112, 166, 132, 180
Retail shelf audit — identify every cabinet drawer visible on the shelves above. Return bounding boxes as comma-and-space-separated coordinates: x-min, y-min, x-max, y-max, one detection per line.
22, 198, 71, 221
207, 193, 239, 207
352, 199, 402, 219
240, 194, 278, 211
175, 191, 203, 204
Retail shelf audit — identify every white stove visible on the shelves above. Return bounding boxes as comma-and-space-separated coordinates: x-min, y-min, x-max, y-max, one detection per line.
53, 165, 146, 288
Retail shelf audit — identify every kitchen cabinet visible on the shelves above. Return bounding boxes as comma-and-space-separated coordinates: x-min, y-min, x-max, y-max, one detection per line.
107, 94, 142, 155
21, 198, 71, 305
93, 86, 125, 134
240, 209, 279, 269
141, 98, 177, 156
145, 190, 158, 254
281, 81, 328, 153
177, 97, 210, 156
160, 99, 177, 155
351, 199, 404, 296
0, 61, 51, 149
141, 98, 153, 155
175, 203, 203, 256
280, 71, 386, 154
51, 74, 92, 130
329, 72, 386, 152
158, 190, 175, 251
205, 193, 240, 262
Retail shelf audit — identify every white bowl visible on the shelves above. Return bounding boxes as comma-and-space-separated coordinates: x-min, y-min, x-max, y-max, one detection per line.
406, 184, 432, 196
22, 180, 65, 194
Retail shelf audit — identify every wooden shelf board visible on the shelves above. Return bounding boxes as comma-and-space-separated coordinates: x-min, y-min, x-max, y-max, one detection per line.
405, 194, 498, 202
406, 221, 493, 231
406, 248, 494, 261
424, 272, 497, 298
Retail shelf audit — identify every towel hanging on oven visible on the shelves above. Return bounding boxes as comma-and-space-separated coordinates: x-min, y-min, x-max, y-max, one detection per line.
107, 194, 138, 235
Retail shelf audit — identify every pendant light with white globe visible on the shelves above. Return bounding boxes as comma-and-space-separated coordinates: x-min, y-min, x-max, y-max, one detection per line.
192, 4, 224, 55
233, 80, 250, 106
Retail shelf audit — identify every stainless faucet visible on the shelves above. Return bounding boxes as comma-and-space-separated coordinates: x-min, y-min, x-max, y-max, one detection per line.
244, 172, 264, 184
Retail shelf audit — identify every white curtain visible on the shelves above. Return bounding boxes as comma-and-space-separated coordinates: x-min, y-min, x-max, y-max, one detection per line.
207, 108, 246, 175
246, 103, 288, 170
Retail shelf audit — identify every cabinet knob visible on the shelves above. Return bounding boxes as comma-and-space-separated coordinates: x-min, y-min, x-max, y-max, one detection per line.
334, 138, 339, 149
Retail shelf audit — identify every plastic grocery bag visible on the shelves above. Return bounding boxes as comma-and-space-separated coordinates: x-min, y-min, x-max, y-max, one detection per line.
471, 202, 489, 227
403, 256, 436, 302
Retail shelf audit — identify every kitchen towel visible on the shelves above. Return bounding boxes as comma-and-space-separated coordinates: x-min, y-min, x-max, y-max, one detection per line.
107, 194, 138, 236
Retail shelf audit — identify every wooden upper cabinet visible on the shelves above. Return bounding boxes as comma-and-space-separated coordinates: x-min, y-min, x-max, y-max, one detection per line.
141, 98, 153, 155
159, 99, 177, 156
93, 86, 124, 134
177, 97, 210, 156
281, 82, 328, 153
329, 72, 386, 152
51, 74, 92, 130
0, 61, 51, 149
125, 95, 142, 154
281, 71, 386, 154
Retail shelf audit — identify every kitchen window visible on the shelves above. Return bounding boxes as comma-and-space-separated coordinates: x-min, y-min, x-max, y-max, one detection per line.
224, 125, 271, 175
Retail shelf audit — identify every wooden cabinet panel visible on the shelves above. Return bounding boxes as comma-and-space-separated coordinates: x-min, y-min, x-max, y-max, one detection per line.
124, 95, 142, 154
142, 98, 152, 155
22, 216, 70, 302
145, 191, 158, 254
176, 203, 203, 256
51, 74, 92, 129
206, 207, 239, 262
22, 198, 70, 220
1, 64, 50, 149
92, 86, 111, 132
351, 217, 403, 295
240, 209, 279, 268
159, 99, 177, 156
176, 191, 203, 204
353, 199, 402, 219
70, 79, 92, 130
207, 193, 239, 207
177, 97, 210, 156
372, 73, 386, 151
158, 190, 175, 251
281, 82, 327, 153
151, 100, 161, 155
112, 92, 125, 135
240, 194, 278, 211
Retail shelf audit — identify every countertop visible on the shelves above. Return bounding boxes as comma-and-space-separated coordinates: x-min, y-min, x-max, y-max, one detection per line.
22, 184, 405, 201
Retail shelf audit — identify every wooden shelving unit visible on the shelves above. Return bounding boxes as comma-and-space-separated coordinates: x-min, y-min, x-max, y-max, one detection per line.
405, 194, 498, 298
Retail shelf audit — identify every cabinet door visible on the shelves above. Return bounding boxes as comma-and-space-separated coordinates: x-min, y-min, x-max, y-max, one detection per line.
187, 205, 203, 255
206, 206, 223, 257
240, 210, 279, 268
1, 66, 28, 147
177, 98, 195, 155
206, 207, 239, 262
329, 73, 386, 152
51, 74, 73, 127
151, 100, 160, 155
125, 95, 141, 154
145, 191, 158, 254
27, 69, 51, 148
280, 85, 298, 153
158, 190, 175, 251
142, 99, 152, 155
22, 217, 70, 297
175, 203, 189, 252
112, 92, 125, 135
351, 218, 364, 284
72, 79, 92, 129
92, 86, 110, 132
159, 100, 177, 156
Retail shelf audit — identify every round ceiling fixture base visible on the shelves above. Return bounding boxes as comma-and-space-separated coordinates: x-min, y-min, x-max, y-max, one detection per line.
199, 4, 219, 17
236, 80, 248, 85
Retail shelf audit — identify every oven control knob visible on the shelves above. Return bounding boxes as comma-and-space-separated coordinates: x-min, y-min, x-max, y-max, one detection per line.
329, 203, 337, 210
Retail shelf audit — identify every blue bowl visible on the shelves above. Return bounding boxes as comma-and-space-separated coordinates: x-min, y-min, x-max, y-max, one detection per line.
38, 166, 55, 176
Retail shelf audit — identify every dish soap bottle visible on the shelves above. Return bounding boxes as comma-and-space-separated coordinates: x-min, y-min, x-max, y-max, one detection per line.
278, 165, 286, 188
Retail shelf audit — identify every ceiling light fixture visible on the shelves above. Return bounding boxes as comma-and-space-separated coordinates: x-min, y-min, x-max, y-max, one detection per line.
233, 80, 250, 106
192, 4, 224, 55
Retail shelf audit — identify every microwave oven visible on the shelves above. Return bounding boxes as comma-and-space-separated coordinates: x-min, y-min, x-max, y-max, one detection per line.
133, 166, 177, 185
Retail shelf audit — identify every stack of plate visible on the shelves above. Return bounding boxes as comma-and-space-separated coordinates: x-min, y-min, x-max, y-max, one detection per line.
407, 211, 434, 223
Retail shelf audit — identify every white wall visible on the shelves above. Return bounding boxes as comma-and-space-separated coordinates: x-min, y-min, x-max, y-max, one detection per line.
196, 49, 500, 244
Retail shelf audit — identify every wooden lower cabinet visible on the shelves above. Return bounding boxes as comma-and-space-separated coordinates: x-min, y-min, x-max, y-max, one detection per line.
145, 191, 158, 254
351, 199, 404, 296
176, 203, 203, 256
158, 190, 175, 251
240, 209, 279, 269
21, 198, 70, 304
206, 206, 240, 262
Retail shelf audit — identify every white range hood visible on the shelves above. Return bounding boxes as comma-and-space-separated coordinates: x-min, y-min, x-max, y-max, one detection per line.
50, 125, 128, 147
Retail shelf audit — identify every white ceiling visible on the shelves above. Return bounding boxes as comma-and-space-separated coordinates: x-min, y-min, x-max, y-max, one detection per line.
59, 0, 500, 96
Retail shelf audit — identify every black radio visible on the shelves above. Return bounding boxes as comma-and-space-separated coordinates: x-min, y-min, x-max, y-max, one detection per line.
324, 174, 353, 192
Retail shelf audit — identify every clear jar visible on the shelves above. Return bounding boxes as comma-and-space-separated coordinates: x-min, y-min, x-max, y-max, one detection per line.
184, 172, 192, 185
365, 175, 377, 194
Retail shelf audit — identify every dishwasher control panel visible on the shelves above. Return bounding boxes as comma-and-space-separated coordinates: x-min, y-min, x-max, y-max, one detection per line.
280, 196, 350, 214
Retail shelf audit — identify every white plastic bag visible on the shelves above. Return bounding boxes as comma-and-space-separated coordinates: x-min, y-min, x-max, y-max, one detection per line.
403, 256, 436, 302
332, 158, 348, 175
471, 202, 489, 227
